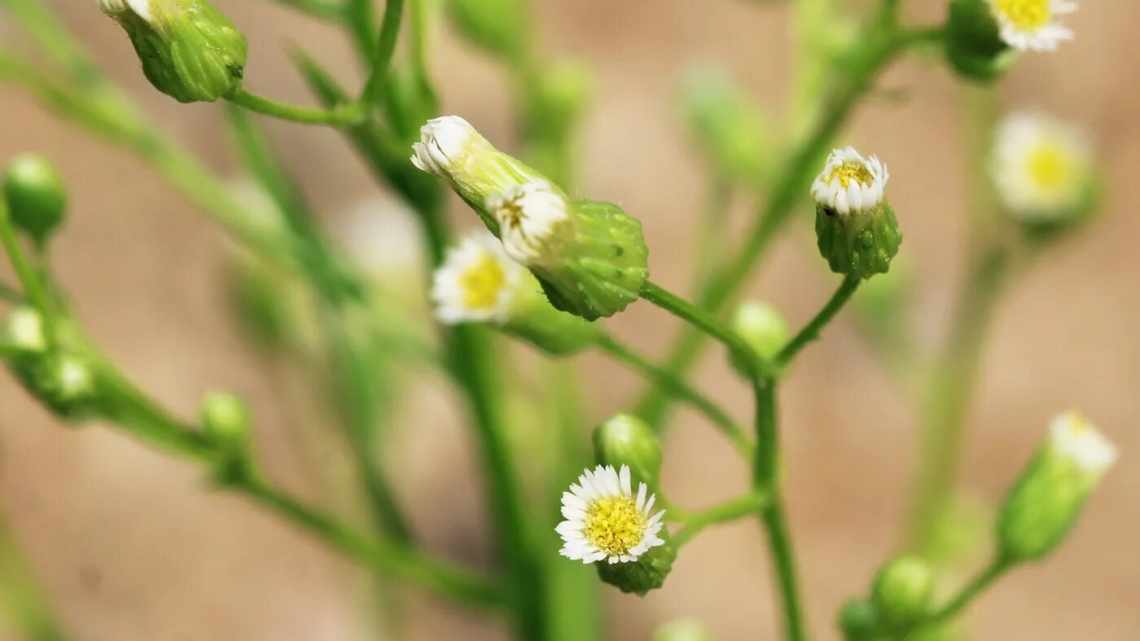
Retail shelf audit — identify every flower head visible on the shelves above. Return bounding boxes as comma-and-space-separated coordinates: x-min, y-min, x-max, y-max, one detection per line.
991, 112, 1093, 221
410, 116, 481, 177
811, 147, 890, 215
431, 232, 524, 325
987, 0, 1077, 51
487, 181, 570, 264
557, 464, 666, 564
1048, 410, 1118, 476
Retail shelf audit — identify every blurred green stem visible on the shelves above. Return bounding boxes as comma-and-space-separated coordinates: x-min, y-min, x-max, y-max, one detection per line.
0, 519, 66, 641
0, 200, 58, 341
776, 275, 861, 365
360, 0, 405, 108
892, 555, 1013, 639
673, 491, 769, 548
228, 88, 365, 127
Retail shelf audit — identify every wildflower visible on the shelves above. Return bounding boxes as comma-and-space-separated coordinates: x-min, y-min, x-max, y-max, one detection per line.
593, 414, 663, 490
811, 147, 902, 279
987, 0, 1078, 52
991, 112, 1095, 226
998, 411, 1117, 562
4, 155, 67, 247
556, 464, 666, 565
99, 0, 248, 103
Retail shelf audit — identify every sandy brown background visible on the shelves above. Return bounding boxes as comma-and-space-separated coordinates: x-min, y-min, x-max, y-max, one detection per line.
1, 1, 1137, 640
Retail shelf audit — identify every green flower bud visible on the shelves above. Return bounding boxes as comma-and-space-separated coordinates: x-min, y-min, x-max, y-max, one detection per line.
654, 618, 712, 641
680, 67, 769, 182
99, 0, 248, 103
5, 307, 48, 354
445, 0, 527, 60
945, 0, 1017, 83
593, 414, 662, 489
811, 148, 901, 280
10, 351, 101, 421
730, 301, 788, 373
4, 155, 67, 246
871, 556, 935, 626
432, 232, 600, 355
837, 597, 880, 641
200, 391, 250, 450
998, 412, 1117, 562
596, 535, 676, 596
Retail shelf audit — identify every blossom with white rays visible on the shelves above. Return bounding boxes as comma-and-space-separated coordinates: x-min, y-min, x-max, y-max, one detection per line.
410, 116, 480, 177
991, 112, 1093, 220
557, 464, 667, 565
1048, 411, 1118, 476
98, 0, 153, 22
486, 180, 570, 264
811, 147, 889, 216
431, 232, 525, 325
987, 0, 1078, 52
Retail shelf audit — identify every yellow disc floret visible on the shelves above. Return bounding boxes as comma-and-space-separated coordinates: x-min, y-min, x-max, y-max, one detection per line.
993, 0, 1052, 30
584, 495, 646, 556
459, 251, 507, 311
1026, 141, 1075, 192
827, 160, 875, 188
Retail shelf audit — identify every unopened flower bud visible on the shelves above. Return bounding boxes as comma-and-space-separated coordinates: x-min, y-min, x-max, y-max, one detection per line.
99, 0, 248, 103
812, 147, 901, 280
446, 0, 527, 60
730, 301, 788, 373
872, 556, 935, 626
944, 0, 1018, 83
4, 155, 67, 246
593, 414, 663, 489
432, 233, 600, 355
680, 67, 768, 182
653, 618, 712, 641
998, 411, 1117, 562
837, 597, 880, 641
11, 351, 101, 420
201, 391, 250, 450
5, 307, 47, 354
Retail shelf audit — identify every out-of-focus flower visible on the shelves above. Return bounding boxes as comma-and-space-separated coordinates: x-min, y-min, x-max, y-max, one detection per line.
987, 0, 1077, 52
556, 464, 666, 564
654, 618, 712, 641
991, 112, 1095, 226
811, 147, 901, 279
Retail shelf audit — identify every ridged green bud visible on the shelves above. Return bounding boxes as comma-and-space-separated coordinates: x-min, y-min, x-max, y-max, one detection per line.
837, 597, 880, 641
596, 534, 676, 596
446, 0, 527, 60
945, 0, 1017, 83
654, 618, 712, 641
998, 412, 1117, 562
593, 414, 662, 489
432, 233, 600, 355
201, 392, 250, 450
871, 556, 935, 626
4, 155, 67, 246
811, 148, 901, 280
99, 0, 248, 103
730, 301, 788, 373
680, 67, 768, 182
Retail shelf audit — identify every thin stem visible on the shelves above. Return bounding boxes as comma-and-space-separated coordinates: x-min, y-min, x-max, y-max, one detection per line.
595, 333, 752, 457
227, 88, 364, 127
0, 518, 67, 641
0, 201, 57, 340
270, 0, 345, 20
346, 0, 379, 62
360, 0, 406, 109
0, 281, 23, 302
673, 492, 768, 548
776, 274, 861, 366
896, 557, 1012, 639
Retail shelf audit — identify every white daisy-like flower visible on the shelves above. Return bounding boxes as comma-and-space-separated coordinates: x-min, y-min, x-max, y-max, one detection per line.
334, 197, 423, 280
98, 0, 153, 22
987, 0, 1077, 52
810, 147, 889, 216
1048, 411, 1117, 476
411, 116, 479, 177
991, 112, 1092, 219
486, 181, 570, 264
431, 232, 525, 325
556, 464, 667, 564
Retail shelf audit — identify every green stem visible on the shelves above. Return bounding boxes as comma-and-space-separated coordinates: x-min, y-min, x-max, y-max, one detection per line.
673, 492, 769, 548
0, 201, 57, 340
595, 333, 752, 457
227, 88, 364, 127
639, 279, 762, 376
896, 556, 1012, 639
346, 0, 379, 62
360, 0, 406, 108
0, 517, 67, 641
0, 281, 24, 302
270, 0, 345, 20
776, 275, 861, 366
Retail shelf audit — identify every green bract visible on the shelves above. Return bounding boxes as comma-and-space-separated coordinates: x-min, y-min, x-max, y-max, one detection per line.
502, 272, 602, 355
815, 202, 902, 280
596, 535, 675, 596
945, 0, 1017, 83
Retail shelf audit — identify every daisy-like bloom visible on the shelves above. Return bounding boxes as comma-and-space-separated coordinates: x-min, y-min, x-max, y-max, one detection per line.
1048, 410, 1118, 476
991, 112, 1093, 220
557, 464, 666, 564
410, 116, 480, 177
810, 147, 890, 216
431, 232, 525, 325
987, 0, 1078, 52
486, 181, 570, 264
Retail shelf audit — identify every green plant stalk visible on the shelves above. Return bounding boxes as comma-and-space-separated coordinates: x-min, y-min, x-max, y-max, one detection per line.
673, 491, 769, 548
0, 518, 67, 641
270, 0, 345, 20
346, 0, 379, 62
892, 556, 1012, 639
0, 200, 58, 341
776, 275, 861, 365
227, 88, 365, 127
360, 0, 405, 108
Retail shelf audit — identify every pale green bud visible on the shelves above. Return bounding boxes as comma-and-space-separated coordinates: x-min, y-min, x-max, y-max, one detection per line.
680, 67, 768, 181
811, 148, 901, 280
99, 0, 248, 103
837, 597, 880, 641
596, 535, 676, 596
654, 618, 712, 641
871, 556, 935, 626
4, 155, 67, 246
998, 412, 1117, 562
200, 392, 250, 449
11, 351, 101, 420
446, 0, 527, 60
5, 307, 47, 354
945, 0, 1017, 83
731, 301, 788, 373
593, 414, 662, 489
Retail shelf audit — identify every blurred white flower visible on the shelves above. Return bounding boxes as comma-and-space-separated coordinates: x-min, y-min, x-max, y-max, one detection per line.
987, 0, 1077, 52
1049, 411, 1117, 476
991, 112, 1092, 220
431, 231, 524, 324
556, 464, 666, 564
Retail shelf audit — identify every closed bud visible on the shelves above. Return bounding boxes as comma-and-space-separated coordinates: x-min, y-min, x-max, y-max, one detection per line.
596, 535, 676, 596
446, 0, 527, 60
4, 155, 67, 246
593, 414, 663, 489
11, 351, 101, 421
730, 301, 788, 373
998, 411, 1117, 562
871, 556, 935, 626
811, 148, 901, 280
5, 307, 47, 354
680, 67, 769, 182
200, 392, 250, 450
837, 597, 880, 641
99, 0, 248, 103
654, 618, 712, 641
945, 0, 1017, 83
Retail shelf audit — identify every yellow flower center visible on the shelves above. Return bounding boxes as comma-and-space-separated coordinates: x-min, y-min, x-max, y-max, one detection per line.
584, 495, 645, 556
994, 0, 1052, 30
459, 252, 506, 311
827, 161, 874, 188
1026, 142, 1075, 191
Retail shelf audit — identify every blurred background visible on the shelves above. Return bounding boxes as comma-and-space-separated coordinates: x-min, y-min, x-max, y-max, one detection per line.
0, 0, 1137, 640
